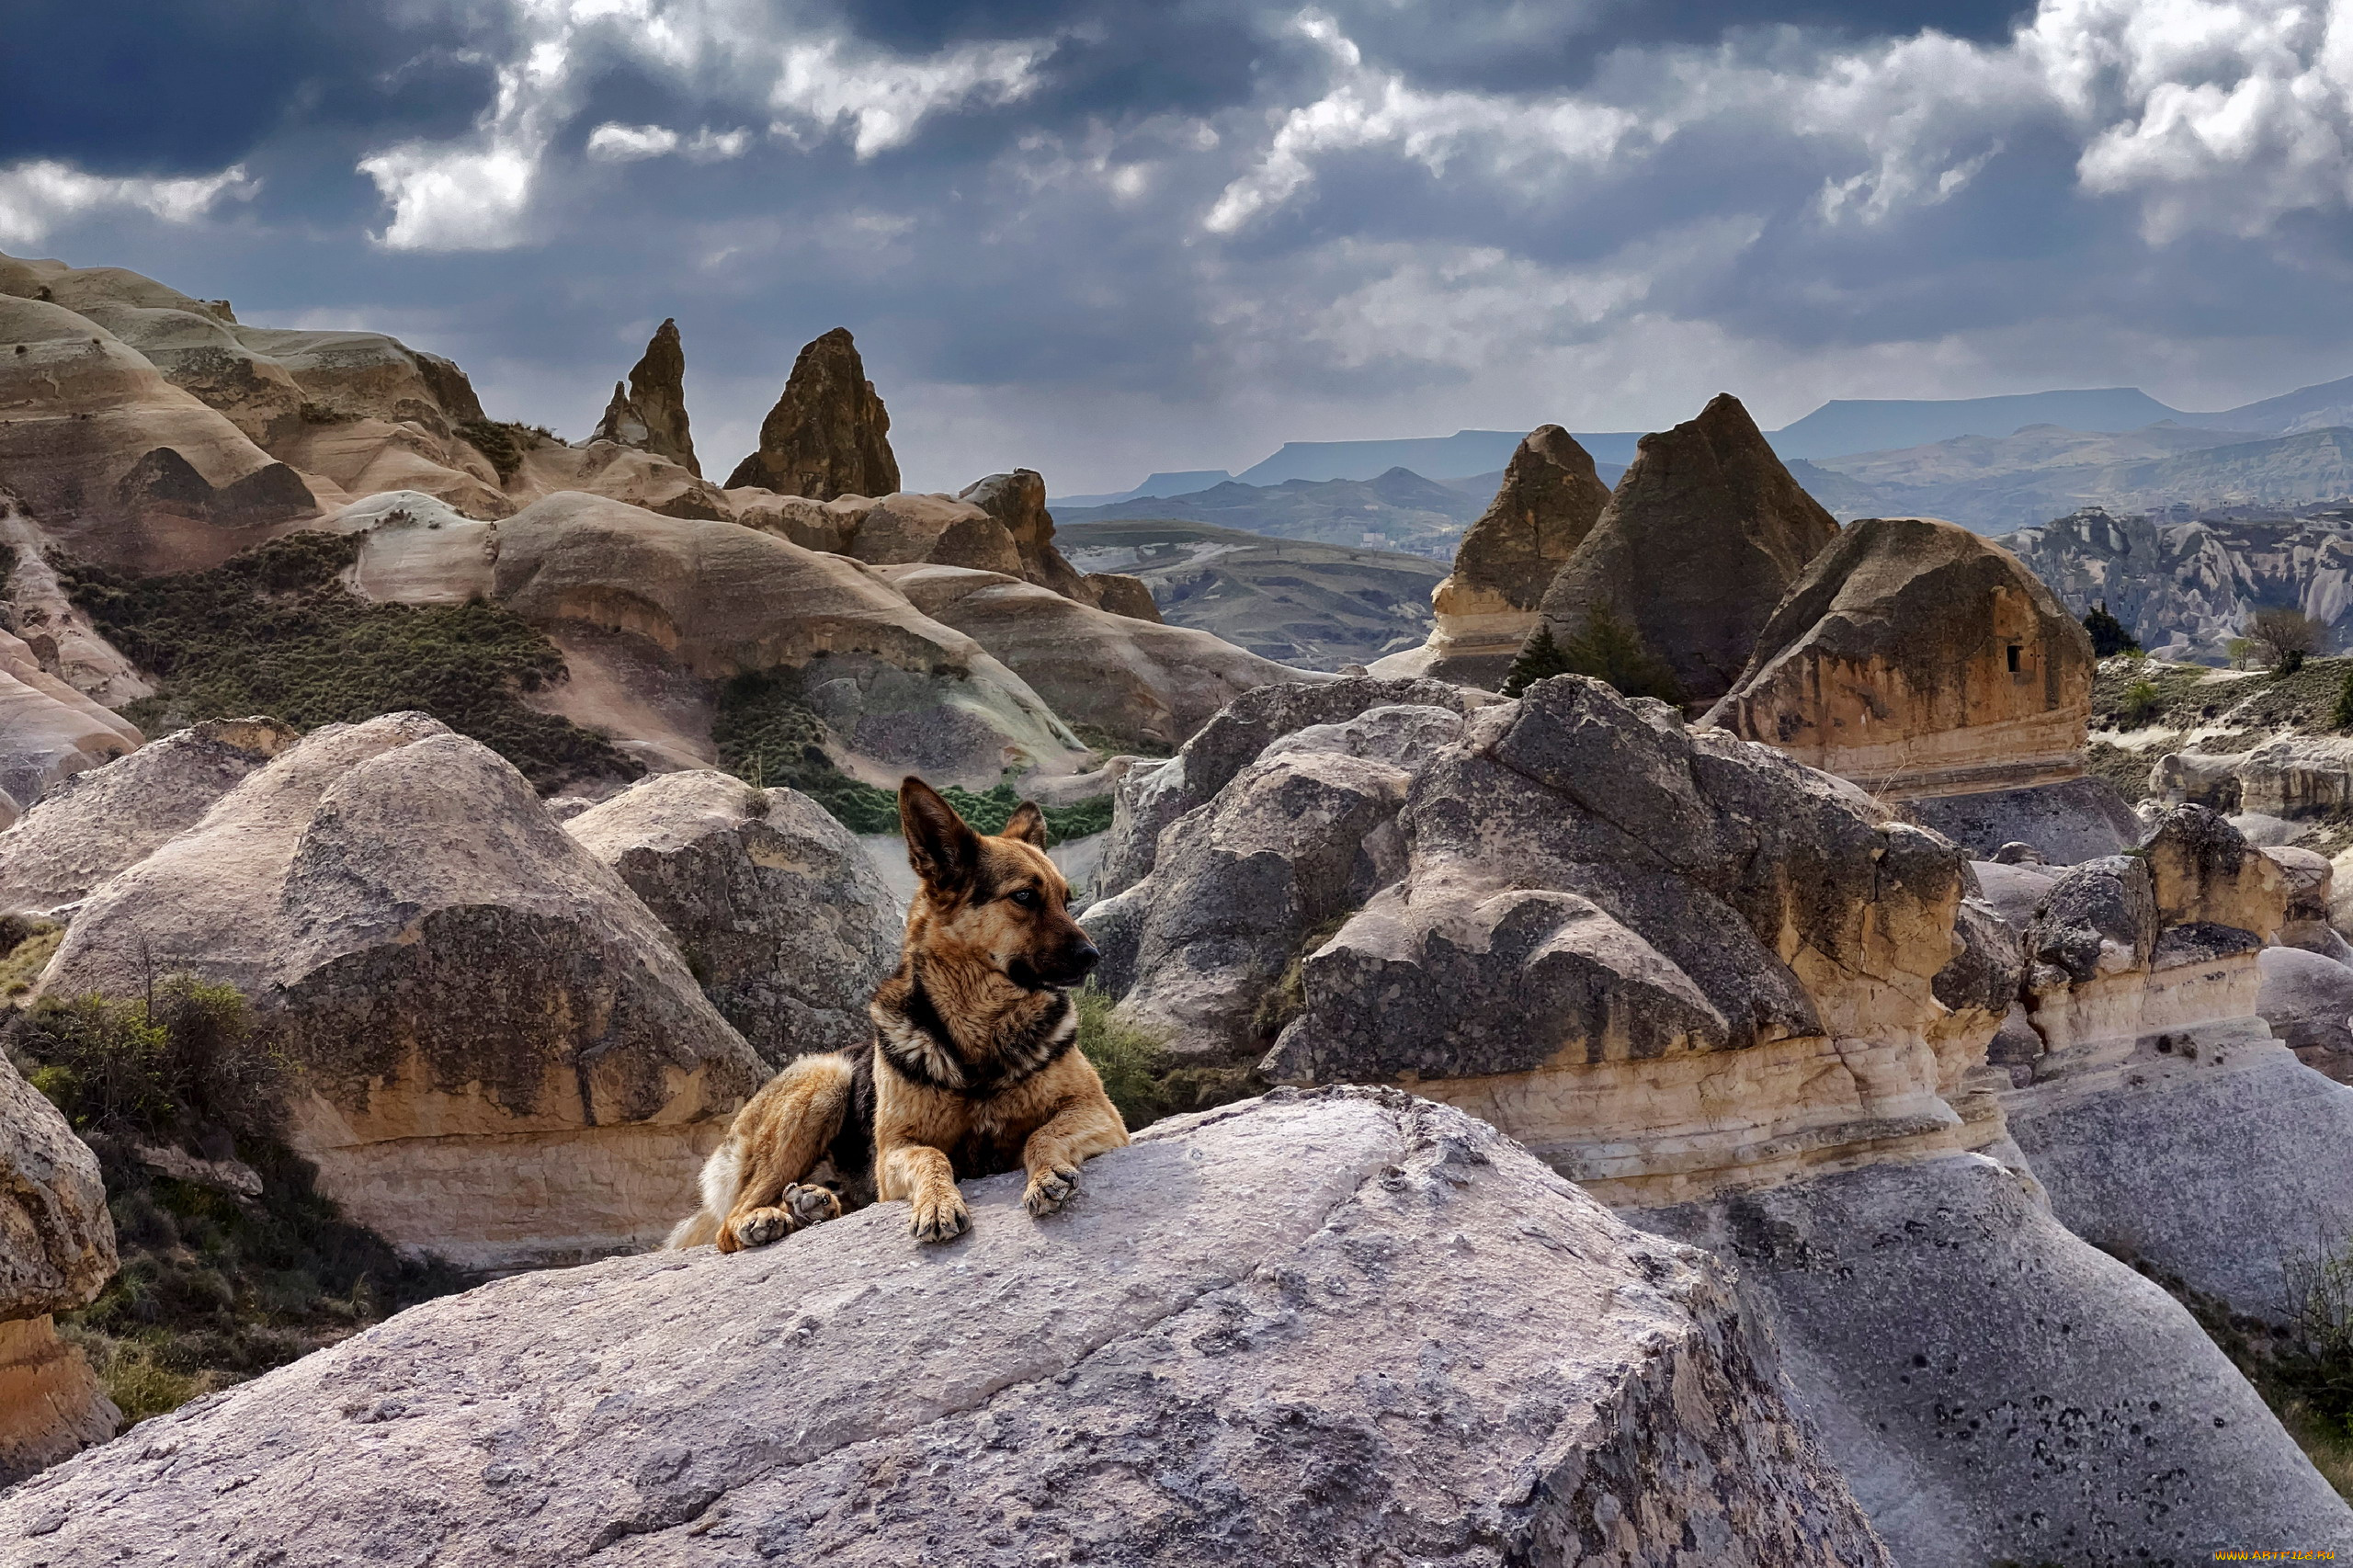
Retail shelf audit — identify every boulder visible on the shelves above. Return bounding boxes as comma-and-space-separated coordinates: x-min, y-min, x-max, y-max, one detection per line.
2257, 945, 2353, 1081
1085, 571, 1162, 622
724, 327, 900, 499
590, 318, 699, 475
1419, 426, 1613, 688
564, 771, 902, 1067
1534, 393, 1840, 707
39, 715, 767, 1269
2001, 808, 2353, 1324
0, 630, 142, 818
1705, 517, 2095, 799
1638, 1153, 2353, 1562
2268, 844, 2353, 960
0, 1051, 119, 1484
0, 1089, 1894, 1565
1904, 777, 2143, 865
506, 440, 729, 522
1119, 676, 2353, 1558
0, 716, 297, 915
957, 469, 1090, 600
1967, 858, 2059, 931
847, 492, 1024, 576
875, 563, 1324, 751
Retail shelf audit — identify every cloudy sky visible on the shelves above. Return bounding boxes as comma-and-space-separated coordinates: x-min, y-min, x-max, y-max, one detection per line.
6, 0, 2353, 493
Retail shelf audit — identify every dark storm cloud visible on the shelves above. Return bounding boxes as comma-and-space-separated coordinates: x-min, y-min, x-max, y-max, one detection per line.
6, 0, 2353, 490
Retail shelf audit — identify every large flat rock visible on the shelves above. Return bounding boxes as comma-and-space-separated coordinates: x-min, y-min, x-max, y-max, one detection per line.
0, 1091, 1891, 1566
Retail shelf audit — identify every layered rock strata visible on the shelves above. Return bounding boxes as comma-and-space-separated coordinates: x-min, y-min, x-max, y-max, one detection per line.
564, 772, 901, 1066
0, 630, 142, 824
1534, 393, 1840, 707
876, 563, 1324, 752
724, 327, 900, 499
0, 1090, 1895, 1565
1706, 516, 2095, 800
38, 715, 766, 1269
0, 1052, 119, 1483
1092, 674, 2353, 1560
1415, 426, 1612, 688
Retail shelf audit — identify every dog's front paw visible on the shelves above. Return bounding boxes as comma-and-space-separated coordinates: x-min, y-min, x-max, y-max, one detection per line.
908, 1187, 970, 1243
1024, 1162, 1080, 1217
785, 1183, 841, 1228
729, 1206, 796, 1249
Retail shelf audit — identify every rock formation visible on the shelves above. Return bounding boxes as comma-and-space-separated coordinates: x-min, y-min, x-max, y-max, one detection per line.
1089, 674, 2353, 1559
38, 715, 767, 1269
875, 563, 1326, 751
724, 327, 900, 499
1707, 516, 2093, 795
2257, 944, 2353, 1080
0, 630, 142, 825
1533, 393, 1840, 707
0, 503, 152, 708
1084, 570, 1163, 622
0, 716, 296, 914
0, 1052, 119, 1484
590, 318, 699, 475
956, 470, 1089, 598
1413, 426, 1612, 687
2158, 733, 2353, 820
564, 772, 902, 1066
1091, 673, 1496, 902
0, 1089, 1896, 1564
2000, 806, 2353, 1324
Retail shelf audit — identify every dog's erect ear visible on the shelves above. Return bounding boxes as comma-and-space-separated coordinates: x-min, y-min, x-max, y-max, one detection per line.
901, 777, 980, 892
999, 801, 1049, 848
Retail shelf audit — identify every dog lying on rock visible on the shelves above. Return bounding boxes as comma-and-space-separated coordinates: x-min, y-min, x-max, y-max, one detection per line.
668, 777, 1126, 1249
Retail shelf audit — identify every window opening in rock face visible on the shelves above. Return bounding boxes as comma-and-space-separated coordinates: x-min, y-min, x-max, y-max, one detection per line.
2007, 643, 2023, 674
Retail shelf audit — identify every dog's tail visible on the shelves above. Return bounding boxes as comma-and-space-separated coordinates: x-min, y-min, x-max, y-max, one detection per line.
666, 1053, 857, 1251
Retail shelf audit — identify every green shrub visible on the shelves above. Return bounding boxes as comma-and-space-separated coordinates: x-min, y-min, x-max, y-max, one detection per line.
10, 975, 285, 1142
2082, 601, 2140, 657
59, 533, 636, 793
1074, 985, 1169, 1128
1500, 624, 1569, 698
2120, 679, 2165, 728
12, 981, 468, 1427
453, 419, 557, 482
0, 920, 62, 998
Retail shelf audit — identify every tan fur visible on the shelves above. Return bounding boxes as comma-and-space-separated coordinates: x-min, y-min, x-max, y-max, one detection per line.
668, 780, 1128, 1250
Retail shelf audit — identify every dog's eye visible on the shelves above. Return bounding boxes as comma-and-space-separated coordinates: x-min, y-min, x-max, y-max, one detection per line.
1008, 888, 1038, 908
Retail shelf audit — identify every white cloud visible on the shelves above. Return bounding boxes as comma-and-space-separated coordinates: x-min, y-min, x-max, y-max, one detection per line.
585, 123, 751, 162
0, 161, 256, 248
356, 0, 1053, 251
1206, 12, 1641, 233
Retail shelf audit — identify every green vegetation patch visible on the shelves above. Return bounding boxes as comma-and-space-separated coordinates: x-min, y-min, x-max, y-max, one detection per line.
453, 419, 558, 482
713, 668, 1111, 843
1073, 984, 1261, 1131
1503, 611, 1684, 704
2088, 656, 2211, 732
61, 531, 636, 794
5, 968, 467, 1425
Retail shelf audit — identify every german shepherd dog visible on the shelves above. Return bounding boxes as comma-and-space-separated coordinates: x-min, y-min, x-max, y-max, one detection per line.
667, 778, 1127, 1250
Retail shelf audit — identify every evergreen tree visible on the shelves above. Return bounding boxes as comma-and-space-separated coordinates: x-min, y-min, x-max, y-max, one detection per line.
1559, 606, 1686, 704
2334, 666, 2353, 733
1500, 623, 1571, 697
2082, 601, 2139, 658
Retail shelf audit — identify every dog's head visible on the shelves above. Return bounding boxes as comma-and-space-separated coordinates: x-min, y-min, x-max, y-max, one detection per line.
899, 777, 1099, 990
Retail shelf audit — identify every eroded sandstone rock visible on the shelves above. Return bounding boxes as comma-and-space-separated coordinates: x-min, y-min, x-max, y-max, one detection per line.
724, 327, 899, 499
875, 563, 1324, 752
0, 1090, 1893, 1565
0, 1052, 119, 1484
0, 716, 297, 915
1418, 426, 1612, 688
0, 630, 142, 820
40, 715, 766, 1268
956, 469, 1089, 600
1534, 393, 1839, 707
591, 317, 699, 475
1707, 516, 2095, 801
564, 771, 901, 1067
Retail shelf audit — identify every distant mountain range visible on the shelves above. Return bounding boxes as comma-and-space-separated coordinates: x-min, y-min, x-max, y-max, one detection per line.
1055, 466, 1496, 559
1056, 373, 2353, 523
